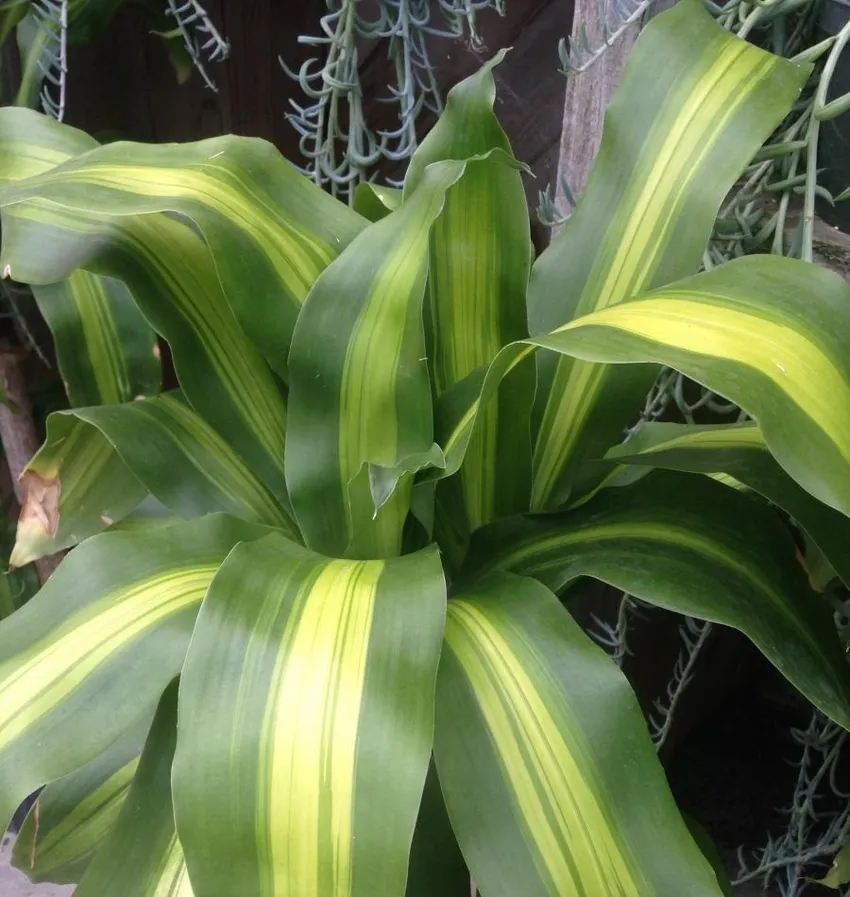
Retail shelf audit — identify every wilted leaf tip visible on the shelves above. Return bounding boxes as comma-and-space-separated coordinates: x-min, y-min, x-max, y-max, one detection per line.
11, 471, 61, 569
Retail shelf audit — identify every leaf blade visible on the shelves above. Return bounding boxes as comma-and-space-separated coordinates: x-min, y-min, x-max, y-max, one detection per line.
0, 127, 366, 376
435, 571, 724, 897
0, 205, 290, 501
406, 55, 534, 549
607, 421, 850, 588
535, 256, 850, 518
32, 273, 160, 406
69, 391, 297, 535
0, 108, 161, 407
434, 255, 850, 532
0, 513, 273, 829
286, 162, 464, 558
465, 470, 850, 729
12, 413, 147, 568
74, 680, 193, 897
12, 714, 150, 885
173, 536, 447, 897
527, 0, 810, 508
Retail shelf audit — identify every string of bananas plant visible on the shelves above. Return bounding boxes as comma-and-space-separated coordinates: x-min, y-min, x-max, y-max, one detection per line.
2, 1, 850, 894
1, 0, 228, 121
283, 0, 504, 201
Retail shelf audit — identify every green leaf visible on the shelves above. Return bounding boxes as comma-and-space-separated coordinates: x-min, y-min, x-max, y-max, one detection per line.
0, 1, 26, 47
0, 126, 366, 377
814, 843, 850, 888
533, 256, 850, 519
32, 274, 161, 406
607, 421, 850, 589
684, 816, 733, 897
352, 183, 402, 222
434, 571, 724, 896
74, 680, 193, 897
12, 713, 151, 885
286, 162, 464, 559
526, 0, 809, 508
434, 255, 850, 530
0, 108, 161, 408
405, 758, 469, 897
172, 535, 447, 897
465, 469, 850, 729
405, 52, 534, 553
107, 495, 176, 535
60, 391, 297, 535
0, 513, 273, 830
0, 107, 96, 181
0, 205, 290, 501
12, 413, 147, 568
14, 11, 48, 110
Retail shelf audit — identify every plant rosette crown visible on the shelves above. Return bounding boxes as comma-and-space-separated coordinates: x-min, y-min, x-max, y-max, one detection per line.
0, 2, 849, 895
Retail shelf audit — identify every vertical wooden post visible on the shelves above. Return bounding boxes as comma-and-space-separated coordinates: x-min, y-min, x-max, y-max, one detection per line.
553, 4, 640, 220
553, 0, 674, 229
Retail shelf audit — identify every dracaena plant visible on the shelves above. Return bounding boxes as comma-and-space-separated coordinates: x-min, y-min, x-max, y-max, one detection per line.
2, 2, 850, 895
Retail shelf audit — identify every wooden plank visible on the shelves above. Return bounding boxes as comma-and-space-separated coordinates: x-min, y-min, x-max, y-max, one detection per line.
743, 197, 850, 280
551, 0, 675, 234
785, 210, 850, 280
552, 0, 640, 227
63, 0, 323, 161
492, 0, 573, 177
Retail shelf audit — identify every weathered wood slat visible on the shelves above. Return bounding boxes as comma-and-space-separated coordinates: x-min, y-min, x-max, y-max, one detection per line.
553, 5, 640, 220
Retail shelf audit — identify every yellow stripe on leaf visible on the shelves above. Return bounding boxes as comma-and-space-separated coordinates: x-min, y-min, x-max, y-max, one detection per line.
555, 296, 850, 466
527, 0, 809, 509
0, 125, 366, 378
0, 568, 214, 751
151, 836, 194, 897
433, 572, 723, 896
52, 163, 324, 303
260, 560, 380, 897
72, 683, 195, 897
32, 758, 138, 869
172, 538, 446, 897
287, 161, 463, 558
446, 600, 638, 895
0, 516, 272, 837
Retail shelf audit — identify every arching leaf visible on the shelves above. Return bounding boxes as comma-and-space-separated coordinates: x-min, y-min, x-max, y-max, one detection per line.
0, 107, 160, 407
526, 0, 809, 509
173, 535, 446, 897
433, 256, 850, 529
607, 421, 850, 587
61, 391, 296, 535
0, 513, 273, 830
0, 123, 366, 377
12, 713, 151, 885
12, 413, 147, 568
435, 571, 724, 897
465, 470, 850, 729
75, 681, 193, 897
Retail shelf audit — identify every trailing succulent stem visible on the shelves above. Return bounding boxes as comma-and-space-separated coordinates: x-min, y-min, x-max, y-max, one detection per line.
282, 0, 504, 200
